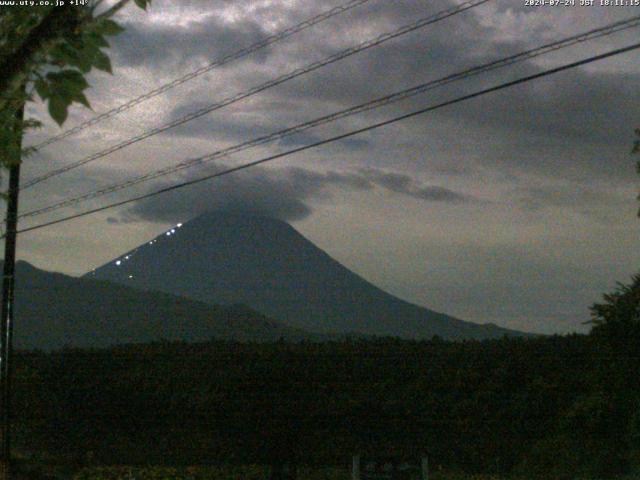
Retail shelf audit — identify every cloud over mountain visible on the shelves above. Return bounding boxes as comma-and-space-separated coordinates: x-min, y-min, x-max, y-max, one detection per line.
123, 164, 473, 223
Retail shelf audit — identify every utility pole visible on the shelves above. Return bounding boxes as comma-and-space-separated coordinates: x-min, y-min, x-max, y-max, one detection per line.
0, 100, 25, 480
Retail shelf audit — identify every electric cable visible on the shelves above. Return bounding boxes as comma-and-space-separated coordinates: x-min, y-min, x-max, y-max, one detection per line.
29, 0, 376, 150
12, 40, 640, 237
19, 15, 640, 220
22, 0, 491, 189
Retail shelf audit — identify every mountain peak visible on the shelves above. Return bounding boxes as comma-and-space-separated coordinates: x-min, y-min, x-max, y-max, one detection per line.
191, 210, 290, 225
88, 210, 529, 340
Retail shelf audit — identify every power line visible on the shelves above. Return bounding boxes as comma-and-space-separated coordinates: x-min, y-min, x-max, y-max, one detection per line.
12, 41, 640, 237
28, 0, 375, 151
18, 15, 640, 220
22, 0, 491, 190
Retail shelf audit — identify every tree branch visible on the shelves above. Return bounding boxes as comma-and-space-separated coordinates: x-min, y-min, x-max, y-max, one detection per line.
0, 8, 82, 112
96, 0, 131, 20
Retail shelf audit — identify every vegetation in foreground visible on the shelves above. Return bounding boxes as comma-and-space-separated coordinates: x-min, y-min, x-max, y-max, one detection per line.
36, 465, 640, 480
8, 274, 640, 480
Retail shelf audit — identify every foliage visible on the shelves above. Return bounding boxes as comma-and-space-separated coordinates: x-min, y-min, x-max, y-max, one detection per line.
70, 466, 526, 480
73, 465, 270, 480
590, 274, 640, 336
10, 335, 604, 476
0, 0, 151, 168
584, 274, 640, 477
634, 128, 640, 216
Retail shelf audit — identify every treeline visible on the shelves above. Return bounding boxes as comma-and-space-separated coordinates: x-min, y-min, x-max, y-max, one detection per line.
10, 326, 638, 479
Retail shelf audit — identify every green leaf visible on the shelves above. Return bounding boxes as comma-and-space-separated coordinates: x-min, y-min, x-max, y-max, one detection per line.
93, 49, 112, 74
34, 78, 49, 100
49, 43, 82, 69
48, 96, 69, 126
134, 0, 149, 9
87, 32, 110, 49
99, 19, 125, 36
47, 70, 89, 96
0, 126, 21, 164
60, 70, 89, 88
66, 45, 94, 73
75, 92, 92, 109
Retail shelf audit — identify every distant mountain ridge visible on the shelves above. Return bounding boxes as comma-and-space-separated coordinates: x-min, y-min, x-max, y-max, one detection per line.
5, 260, 328, 350
88, 211, 529, 340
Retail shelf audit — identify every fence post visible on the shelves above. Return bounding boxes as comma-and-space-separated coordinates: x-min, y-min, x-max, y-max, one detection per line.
421, 456, 428, 480
352, 455, 360, 480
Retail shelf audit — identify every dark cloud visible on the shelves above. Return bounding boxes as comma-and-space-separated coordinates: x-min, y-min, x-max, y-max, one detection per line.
360, 168, 472, 203
123, 164, 472, 224
166, 110, 274, 141
121, 0, 640, 187
435, 67, 640, 147
113, 11, 270, 70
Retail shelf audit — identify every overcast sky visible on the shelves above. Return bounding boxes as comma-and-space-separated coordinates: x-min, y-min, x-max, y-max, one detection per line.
10, 0, 640, 334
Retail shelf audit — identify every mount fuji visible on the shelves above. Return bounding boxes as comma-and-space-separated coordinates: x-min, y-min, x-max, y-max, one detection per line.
88, 211, 528, 340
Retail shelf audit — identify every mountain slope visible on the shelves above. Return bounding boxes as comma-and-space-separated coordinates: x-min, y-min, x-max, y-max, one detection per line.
88, 211, 528, 339
5, 261, 323, 350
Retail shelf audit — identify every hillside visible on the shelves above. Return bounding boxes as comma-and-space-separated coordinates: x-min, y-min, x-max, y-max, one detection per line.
88, 211, 528, 340
5, 260, 323, 350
